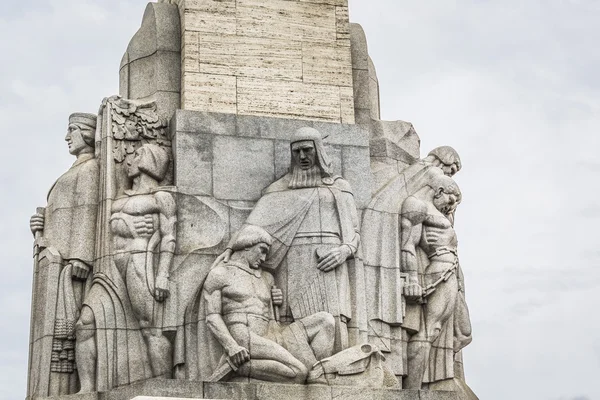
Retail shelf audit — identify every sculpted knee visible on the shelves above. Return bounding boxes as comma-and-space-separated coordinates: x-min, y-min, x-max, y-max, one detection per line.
316, 311, 335, 334
76, 307, 96, 341
292, 363, 309, 384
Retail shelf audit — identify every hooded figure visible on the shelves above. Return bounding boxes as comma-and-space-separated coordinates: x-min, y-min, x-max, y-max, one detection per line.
360, 146, 471, 384
215, 128, 366, 355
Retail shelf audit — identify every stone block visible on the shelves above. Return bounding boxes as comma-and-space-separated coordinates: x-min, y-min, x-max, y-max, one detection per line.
198, 34, 303, 81
256, 383, 332, 400
204, 382, 257, 399
352, 68, 371, 112
131, 397, 203, 400
172, 131, 213, 195
119, 53, 129, 98
237, 78, 342, 122
350, 23, 369, 70
369, 119, 421, 164
182, 73, 237, 114
173, 110, 237, 136
127, 3, 181, 62
183, 31, 200, 73
335, 6, 350, 40
302, 43, 353, 86
419, 390, 460, 400
184, 0, 236, 35
340, 86, 355, 124
325, 144, 343, 176
368, 57, 380, 119
103, 379, 205, 400
213, 136, 275, 200
341, 146, 372, 209
236, 0, 337, 44
301, 0, 347, 6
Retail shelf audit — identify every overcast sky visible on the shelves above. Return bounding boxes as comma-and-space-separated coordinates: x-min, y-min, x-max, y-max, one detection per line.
1, 1, 599, 399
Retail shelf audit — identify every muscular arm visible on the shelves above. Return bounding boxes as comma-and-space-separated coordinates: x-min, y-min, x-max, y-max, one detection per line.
152, 191, 176, 301
155, 191, 176, 280
400, 197, 426, 300
204, 268, 250, 367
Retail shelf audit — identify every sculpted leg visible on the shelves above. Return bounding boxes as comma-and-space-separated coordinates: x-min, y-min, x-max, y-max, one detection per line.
299, 311, 336, 360
75, 306, 96, 393
127, 255, 172, 378
406, 274, 458, 389
230, 326, 308, 384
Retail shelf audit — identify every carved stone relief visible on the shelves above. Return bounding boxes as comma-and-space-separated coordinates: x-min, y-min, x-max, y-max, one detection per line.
27, 2, 478, 398
28, 113, 99, 397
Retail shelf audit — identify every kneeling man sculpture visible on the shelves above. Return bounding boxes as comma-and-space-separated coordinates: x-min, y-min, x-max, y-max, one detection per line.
186, 225, 336, 383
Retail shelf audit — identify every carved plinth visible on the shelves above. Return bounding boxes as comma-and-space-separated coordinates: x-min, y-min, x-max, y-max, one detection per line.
27, 1, 479, 399
37, 379, 460, 400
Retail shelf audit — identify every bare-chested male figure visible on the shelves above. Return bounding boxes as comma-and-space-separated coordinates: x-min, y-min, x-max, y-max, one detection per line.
401, 174, 465, 389
77, 144, 176, 392
203, 225, 336, 384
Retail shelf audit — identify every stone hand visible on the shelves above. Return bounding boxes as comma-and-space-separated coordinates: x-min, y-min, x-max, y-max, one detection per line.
227, 345, 250, 368
70, 260, 90, 281
211, 248, 233, 268
271, 288, 283, 306
404, 282, 423, 303
154, 275, 170, 302
30, 212, 45, 236
133, 214, 155, 236
317, 245, 352, 272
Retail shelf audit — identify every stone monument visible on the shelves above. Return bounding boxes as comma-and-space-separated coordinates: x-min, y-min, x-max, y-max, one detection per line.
26, 1, 478, 399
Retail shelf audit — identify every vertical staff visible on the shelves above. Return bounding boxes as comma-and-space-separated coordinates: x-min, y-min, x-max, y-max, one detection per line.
27, 206, 45, 395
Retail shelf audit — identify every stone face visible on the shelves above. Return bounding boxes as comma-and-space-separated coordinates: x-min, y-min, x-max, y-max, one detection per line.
179, 0, 354, 123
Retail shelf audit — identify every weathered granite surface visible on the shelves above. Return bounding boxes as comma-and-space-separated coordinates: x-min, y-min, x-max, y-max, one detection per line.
176, 0, 355, 123
37, 379, 459, 400
26, 1, 478, 399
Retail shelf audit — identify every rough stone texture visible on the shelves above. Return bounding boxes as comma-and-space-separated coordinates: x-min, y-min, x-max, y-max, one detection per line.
27, 3, 480, 400
179, 0, 354, 123
171, 110, 370, 204
120, 3, 181, 121
37, 379, 459, 400
349, 22, 421, 186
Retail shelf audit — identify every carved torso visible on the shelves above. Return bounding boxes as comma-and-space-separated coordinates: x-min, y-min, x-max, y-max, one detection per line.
419, 204, 458, 272
110, 192, 161, 253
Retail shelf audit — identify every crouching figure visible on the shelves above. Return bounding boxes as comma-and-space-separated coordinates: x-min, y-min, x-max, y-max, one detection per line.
185, 225, 336, 384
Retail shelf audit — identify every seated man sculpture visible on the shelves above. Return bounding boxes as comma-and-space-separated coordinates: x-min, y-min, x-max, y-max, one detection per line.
202, 225, 336, 384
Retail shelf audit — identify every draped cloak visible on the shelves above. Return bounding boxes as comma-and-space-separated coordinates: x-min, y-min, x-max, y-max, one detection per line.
30, 154, 99, 396
177, 173, 368, 381
361, 161, 472, 382
243, 174, 367, 350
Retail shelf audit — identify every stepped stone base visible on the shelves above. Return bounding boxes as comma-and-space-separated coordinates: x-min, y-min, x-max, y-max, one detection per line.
37, 379, 459, 400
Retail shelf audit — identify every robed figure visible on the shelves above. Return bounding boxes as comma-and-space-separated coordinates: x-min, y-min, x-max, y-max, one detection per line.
361, 146, 472, 388
28, 113, 99, 398
219, 128, 366, 353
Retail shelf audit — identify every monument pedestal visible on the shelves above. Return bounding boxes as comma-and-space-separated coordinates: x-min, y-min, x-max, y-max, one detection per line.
26, 1, 479, 399
38, 379, 459, 400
